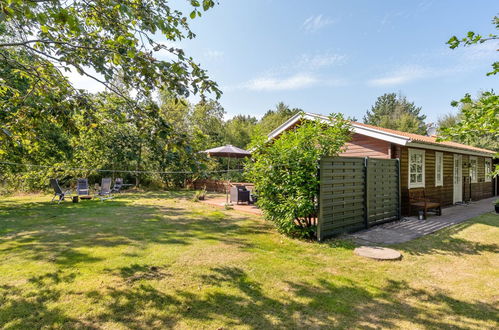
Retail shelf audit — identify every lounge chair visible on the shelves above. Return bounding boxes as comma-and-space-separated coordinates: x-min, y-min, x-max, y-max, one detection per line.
111, 178, 123, 193
76, 178, 91, 199
230, 185, 250, 205
50, 179, 71, 204
97, 177, 113, 200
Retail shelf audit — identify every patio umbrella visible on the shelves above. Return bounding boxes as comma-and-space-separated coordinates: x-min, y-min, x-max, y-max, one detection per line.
202, 145, 251, 204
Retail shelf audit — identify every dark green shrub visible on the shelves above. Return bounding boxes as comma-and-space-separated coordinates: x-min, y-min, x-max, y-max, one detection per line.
247, 113, 351, 238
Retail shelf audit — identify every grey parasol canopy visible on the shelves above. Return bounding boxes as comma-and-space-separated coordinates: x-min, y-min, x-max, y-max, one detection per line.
202, 145, 251, 158
202, 145, 251, 205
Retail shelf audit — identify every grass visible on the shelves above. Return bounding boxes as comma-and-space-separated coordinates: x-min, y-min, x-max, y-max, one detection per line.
0, 192, 498, 329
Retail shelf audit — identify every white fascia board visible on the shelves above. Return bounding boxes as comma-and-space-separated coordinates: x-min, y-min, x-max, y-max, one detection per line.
266, 112, 495, 157
266, 112, 329, 140
268, 112, 410, 145
407, 142, 494, 157
351, 124, 409, 145
266, 113, 303, 140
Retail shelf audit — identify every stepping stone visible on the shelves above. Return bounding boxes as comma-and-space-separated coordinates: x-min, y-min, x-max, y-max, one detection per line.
354, 246, 402, 261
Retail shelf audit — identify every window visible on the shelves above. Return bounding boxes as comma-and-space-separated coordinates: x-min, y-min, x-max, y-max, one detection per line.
485, 159, 492, 182
409, 149, 425, 188
469, 156, 477, 183
435, 152, 443, 186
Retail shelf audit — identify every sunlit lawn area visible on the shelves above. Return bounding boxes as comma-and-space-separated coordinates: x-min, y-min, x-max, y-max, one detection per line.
0, 192, 498, 329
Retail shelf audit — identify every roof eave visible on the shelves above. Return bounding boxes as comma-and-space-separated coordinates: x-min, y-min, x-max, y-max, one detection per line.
266, 112, 495, 157
406, 141, 495, 157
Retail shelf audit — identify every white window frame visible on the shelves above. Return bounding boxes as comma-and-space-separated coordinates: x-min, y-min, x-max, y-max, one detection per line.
435, 152, 443, 187
484, 158, 492, 182
408, 148, 425, 189
469, 156, 477, 183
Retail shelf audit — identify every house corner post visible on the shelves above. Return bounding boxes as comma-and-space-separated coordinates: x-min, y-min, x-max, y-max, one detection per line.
364, 157, 369, 229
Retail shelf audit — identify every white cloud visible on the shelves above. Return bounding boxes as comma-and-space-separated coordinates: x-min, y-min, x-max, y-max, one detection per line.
225, 50, 348, 92
297, 53, 346, 69
238, 73, 347, 91
367, 65, 432, 87
244, 73, 318, 91
461, 42, 498, 61
302, 15, 334, 32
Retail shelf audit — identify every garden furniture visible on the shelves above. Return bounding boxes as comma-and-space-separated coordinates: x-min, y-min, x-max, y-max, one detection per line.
409, 188, 442, 219
50, 179, 72, 204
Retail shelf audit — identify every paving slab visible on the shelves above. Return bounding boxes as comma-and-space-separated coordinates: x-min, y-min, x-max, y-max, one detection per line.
354, 246, 402, 260
348, 197, 497, 245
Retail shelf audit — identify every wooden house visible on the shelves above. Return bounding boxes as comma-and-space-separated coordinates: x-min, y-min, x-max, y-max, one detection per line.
268, 112, 496, 216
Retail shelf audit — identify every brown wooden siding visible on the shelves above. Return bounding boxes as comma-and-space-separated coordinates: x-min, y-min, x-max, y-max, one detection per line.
400, 146, 494, 216
462, 156, 495, 201
341, 133, 391, 159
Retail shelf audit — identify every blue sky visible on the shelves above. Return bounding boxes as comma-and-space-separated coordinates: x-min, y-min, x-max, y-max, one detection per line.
70, 0, 498, 123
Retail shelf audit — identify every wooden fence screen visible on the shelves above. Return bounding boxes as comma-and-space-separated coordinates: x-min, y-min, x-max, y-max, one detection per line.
318, 157, 400, 241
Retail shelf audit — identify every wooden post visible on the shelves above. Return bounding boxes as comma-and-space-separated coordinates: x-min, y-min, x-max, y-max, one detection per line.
397, 158, 401, 220
364, 157, 369, 229
317, 158, 324, 242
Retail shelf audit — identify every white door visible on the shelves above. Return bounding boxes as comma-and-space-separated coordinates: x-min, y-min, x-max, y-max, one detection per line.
453, 154, 462, 204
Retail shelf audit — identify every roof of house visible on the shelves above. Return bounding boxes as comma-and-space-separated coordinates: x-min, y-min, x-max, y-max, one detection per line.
267, 112, 495, 157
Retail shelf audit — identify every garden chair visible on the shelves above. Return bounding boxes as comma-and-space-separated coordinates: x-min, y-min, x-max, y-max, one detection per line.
50, 179, 71, 204
96, 177, 113, 200
230, 185, 250, 205
111, 178, 123, 193
76, 178, 91, 199
409, 188, 442, 219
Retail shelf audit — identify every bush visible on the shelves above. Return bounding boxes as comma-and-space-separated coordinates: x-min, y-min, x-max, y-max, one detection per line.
247, 113, 351, 238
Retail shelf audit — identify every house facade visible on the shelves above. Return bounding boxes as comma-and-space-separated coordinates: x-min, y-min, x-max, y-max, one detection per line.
268, 113, 496, 216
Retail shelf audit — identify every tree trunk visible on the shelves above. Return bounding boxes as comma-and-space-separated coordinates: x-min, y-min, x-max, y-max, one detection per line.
135, 142, 142, 187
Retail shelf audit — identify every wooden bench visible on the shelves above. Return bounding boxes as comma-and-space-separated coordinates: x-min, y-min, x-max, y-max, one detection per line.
409, 188, 442, 219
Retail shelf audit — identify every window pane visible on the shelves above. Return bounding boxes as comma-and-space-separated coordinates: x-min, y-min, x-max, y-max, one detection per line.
417, 174, 422, 182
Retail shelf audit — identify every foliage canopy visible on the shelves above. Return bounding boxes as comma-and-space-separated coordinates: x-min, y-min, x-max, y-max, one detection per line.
0, 0, 220, 109
442, 15, 498, 175
363, 93, 427, 134
247, 114, 351, 238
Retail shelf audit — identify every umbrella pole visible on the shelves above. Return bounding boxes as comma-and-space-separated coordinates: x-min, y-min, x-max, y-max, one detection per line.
226, 156, 230, 204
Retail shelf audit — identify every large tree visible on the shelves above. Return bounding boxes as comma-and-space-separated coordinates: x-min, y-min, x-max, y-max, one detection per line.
438, 91, 499, 152
0, 0, 220, 109
363, 93, 427, 134
256, 102, 302, 135
224, 115, 258, 148
0, 1, 221, 190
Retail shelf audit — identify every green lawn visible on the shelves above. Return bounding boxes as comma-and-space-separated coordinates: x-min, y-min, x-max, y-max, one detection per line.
0, 192, 498, 329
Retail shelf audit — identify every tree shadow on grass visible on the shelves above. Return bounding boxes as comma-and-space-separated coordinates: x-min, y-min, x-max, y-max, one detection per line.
0, 194, 267, 266
63, 266, 498, 329
0, 275, 94, 329
396, 216, 499, 256
1, 261, 497, 328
